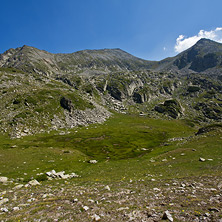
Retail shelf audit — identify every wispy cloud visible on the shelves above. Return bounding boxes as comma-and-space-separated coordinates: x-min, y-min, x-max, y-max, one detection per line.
174, 27, 222, 53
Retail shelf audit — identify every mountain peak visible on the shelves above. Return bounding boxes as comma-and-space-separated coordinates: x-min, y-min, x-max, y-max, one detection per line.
194, 38, 222, 48
196, 38, 213, 44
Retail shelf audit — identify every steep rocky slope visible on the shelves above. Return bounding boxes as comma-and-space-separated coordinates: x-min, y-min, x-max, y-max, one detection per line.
157, 38, 222, 74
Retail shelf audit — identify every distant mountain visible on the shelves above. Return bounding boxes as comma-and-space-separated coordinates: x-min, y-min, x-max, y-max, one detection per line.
0, 45, 156, 76
1, 39, 222, 76
157, 38, 222, 74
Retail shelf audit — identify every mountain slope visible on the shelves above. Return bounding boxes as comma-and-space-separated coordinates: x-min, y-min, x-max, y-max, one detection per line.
0, 39, 222, 138
0, 45, 156, 76
158, 38, 222, 74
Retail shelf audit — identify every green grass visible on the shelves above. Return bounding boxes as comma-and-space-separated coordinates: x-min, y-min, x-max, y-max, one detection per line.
0, 114, 221, 185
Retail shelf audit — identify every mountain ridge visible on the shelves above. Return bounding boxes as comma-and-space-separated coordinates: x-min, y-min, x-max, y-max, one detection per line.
1, 38, 222, 75
0, 38, 222, 138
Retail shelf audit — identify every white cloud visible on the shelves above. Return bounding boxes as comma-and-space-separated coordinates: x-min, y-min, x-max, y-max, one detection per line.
163, 47, 167, 51
174, 27, 222, 53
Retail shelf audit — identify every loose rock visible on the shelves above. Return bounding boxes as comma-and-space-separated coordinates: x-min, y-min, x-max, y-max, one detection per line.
162, 210, 173, 221
28, 179, 40, 186
199, 157, 205, 162
83, 206, 89, 211
104, 185, 111, 191
91, 214, 101, 221
0, 198, 9, 206
89, 160, 98, 164
0, 177, 8, 183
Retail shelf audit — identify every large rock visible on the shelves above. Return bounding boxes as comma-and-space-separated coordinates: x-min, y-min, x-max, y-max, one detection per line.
60, 97, 73, 112
155, 99, 182, 119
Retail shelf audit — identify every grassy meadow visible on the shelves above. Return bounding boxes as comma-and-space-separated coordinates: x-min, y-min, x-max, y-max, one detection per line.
0, 113, 221, 185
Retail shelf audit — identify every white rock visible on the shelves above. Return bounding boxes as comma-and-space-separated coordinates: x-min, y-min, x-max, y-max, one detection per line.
0, 198, 9, 206
91, 214, 101, 221
181, 183, 186, 188
1, 207, 8, 212
83, 206, 89, 211
70, 172, 79, 178
89, 160, 98, 164
217, 181, 222, 189
104, 185, 110, 191
199, 157, 205, 162
0, 177, 8, 183
153, 188, 160, 192
42, 193, 53, 198
28, 179, 40, 186
14, 184, 24, 190
0, 191, 6, 196
13, 207, 20, 211
88, 199, 95, 203
73, 198, 78, 203
117, 207, 129, 211
162, 210, 173, 221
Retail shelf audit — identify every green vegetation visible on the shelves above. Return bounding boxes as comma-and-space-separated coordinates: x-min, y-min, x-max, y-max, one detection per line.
2, 113, 221, 184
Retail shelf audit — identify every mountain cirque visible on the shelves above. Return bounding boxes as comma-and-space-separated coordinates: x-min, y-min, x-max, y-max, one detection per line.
0, 38, 222, 138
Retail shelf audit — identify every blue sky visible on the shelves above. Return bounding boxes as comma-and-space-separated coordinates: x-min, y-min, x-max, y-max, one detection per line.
1, 0, 222, 60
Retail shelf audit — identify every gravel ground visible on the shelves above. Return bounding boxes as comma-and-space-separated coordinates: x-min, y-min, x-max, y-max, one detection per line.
0, 175, 221, 221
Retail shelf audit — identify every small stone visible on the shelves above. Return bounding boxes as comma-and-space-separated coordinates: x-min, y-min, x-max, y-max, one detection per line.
204, 212, 210, 217
117, 207, 129, 211
0, 198, 9, 206
147, 211, 153, 217
89, 160, 98, 164
70, 172, 79, 178
0, 177, 8, 183
28, 179, 40, 186
192, 149, 196, 151
1, 207, 8, 212
88, 199, 94, 203
13, 207, 20, 211
104, 185, 110, 191
181, 153, 185, 156
0, 191, 6, 196
83, 206, 89, 211
217, 181, 222, 189
162, 210, 173, 221
199, 157, 205, 162
73, 198, 78, 203
14, 184, 24, 190
208, 207, 219, 212
153, 188, 160, 192
91, 214, 101, 221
